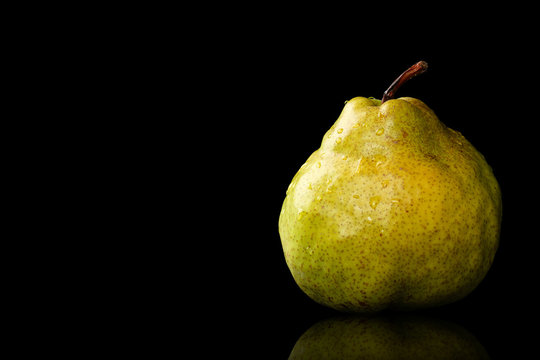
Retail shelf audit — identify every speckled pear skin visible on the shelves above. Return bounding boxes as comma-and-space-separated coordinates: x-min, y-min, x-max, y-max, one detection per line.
289, 316, 490, 359
278, 97, 502, 313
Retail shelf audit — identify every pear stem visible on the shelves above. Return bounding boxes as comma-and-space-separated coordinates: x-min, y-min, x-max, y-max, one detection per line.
381, 61, 428, 104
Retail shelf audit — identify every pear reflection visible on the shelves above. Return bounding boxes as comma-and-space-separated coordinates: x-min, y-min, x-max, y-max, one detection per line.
289, 315, 489, 360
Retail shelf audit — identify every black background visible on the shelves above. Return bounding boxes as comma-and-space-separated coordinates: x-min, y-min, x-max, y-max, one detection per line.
15, 5, 539, 358
183, 12, 538, 359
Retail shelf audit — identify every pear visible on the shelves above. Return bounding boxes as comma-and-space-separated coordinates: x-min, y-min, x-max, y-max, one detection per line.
278, 61, 502, 313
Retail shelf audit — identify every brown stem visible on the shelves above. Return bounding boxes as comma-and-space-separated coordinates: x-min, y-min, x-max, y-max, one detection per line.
381, 61, 428, 104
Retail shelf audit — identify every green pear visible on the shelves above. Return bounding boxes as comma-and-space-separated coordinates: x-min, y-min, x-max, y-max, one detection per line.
289, 315, 490, 359
278, 61, 502, 312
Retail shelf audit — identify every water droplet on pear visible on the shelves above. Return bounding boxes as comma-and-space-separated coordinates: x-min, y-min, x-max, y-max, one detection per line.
369, 196, 381, 209
374, 154, 387, 167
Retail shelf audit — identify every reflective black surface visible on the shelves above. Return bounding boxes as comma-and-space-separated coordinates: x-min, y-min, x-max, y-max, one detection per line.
289, 315, 489, 359
197, 222, 536, 358
198, 281, 536, 358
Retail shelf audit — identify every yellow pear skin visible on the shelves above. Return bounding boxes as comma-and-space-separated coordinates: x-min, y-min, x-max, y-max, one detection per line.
278, 96, 502, 313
